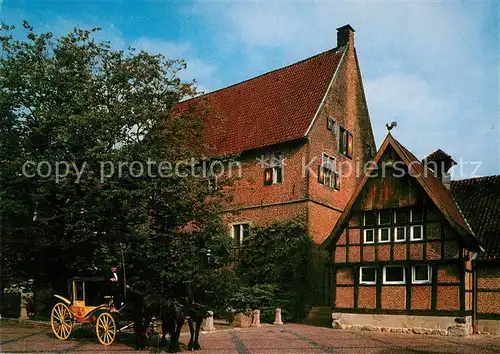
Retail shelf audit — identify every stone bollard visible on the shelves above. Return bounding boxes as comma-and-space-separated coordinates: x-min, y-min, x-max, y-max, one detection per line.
251, 309, 261, 327
19, 292, 29, 320
273, 308, 283, 325
201, 310, 216, 332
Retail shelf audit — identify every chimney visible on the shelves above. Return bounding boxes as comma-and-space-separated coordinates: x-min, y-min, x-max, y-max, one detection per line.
422, 149, 457, 189
337, 24, 355, 47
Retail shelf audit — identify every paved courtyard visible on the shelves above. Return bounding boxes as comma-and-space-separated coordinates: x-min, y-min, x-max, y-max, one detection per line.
1, 321, 500, 353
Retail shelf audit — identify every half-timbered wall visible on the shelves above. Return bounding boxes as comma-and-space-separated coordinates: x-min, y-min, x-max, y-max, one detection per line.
330, 152, 471, 317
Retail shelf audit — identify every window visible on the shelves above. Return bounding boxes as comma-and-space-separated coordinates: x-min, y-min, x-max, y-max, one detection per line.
378, 228, 390, 243
394, 209, 409, 224
334, 171, 340, 190
383, 266, 405, 285
363, 211, 377, 226
410, 208, 423, 222
379, 210, 392, 225
319, 154, 335, 188
395, 226, 406, 242
327, 117, 335, 130
412, 265, 431, 284
264, 153, 284, 185
271, 153, 284, 184
339, 126, 353, 158
364, 229, 375, 244
410, 225, 423, 241
232, 223, 249, 247
360, 267, 377, 285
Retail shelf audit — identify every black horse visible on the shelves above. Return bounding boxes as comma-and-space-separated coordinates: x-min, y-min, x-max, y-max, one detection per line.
125, 281, 210, 352
124, 282, 209, 352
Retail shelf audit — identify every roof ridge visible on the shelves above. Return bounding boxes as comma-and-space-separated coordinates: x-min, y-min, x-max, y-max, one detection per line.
180, 46, 343, 104
451, 175, 500, 185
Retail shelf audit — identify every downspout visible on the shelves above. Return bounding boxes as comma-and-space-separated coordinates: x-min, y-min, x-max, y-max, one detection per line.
472, 260, 478, 334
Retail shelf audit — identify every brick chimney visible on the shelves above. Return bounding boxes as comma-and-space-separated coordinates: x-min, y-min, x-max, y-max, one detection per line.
337, 24, 355, 47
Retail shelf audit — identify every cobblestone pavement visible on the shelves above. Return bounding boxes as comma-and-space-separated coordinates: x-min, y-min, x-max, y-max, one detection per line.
2, 322, 500, 353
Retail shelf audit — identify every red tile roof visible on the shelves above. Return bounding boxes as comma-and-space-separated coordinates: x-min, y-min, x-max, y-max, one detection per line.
175, 48, 346, 156
391, 138, 475, 242
451, 176, 500, 260
323, 134, 479, 250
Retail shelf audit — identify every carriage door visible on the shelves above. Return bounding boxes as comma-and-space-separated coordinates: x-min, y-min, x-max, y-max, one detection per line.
73, 280, 85, 308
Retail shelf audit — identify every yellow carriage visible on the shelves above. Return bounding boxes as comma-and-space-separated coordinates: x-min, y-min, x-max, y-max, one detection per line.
50, 277, 132, 346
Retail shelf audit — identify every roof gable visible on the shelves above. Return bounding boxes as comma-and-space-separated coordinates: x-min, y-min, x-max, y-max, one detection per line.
451, 176, 500, 260
175, 47, 346, 156
322, 133, 479, 249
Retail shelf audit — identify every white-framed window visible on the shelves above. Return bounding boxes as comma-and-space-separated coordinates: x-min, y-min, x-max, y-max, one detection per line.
383, 266, 405, 285
363, 229, 375, 244
270, 152, 284, 184
394, 226, 406, 242
412, 265, 431, 284
378, 228, 390, 243
359, 267, 377, 285
410, 225, 423, 241
320, 153, 335, 188
378, 210, 392, 225
410, 208, 423, 222
232, 223, 249, 247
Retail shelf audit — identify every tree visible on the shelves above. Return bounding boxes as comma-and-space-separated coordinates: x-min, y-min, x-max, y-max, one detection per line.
0, 22, 233, 305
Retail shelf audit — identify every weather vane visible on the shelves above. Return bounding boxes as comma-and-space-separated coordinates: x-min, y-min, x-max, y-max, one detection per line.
386, 121, 397, 131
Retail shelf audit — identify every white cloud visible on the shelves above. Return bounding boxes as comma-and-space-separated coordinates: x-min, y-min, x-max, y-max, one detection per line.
190, 1, 499, 176
131, 37, 216, 92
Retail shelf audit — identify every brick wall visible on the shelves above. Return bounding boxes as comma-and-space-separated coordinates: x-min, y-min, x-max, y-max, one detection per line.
477, 265, 500, 316
305, 40, 375, 244
220, 40, 375, 244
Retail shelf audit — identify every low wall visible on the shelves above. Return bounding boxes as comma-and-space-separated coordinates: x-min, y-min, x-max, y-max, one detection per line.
477, 319, 500, 335
331, 312, 472, 336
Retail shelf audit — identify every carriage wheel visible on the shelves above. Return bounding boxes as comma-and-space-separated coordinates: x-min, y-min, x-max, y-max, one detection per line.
96, 312, 116, 346
51, 303, 73, 340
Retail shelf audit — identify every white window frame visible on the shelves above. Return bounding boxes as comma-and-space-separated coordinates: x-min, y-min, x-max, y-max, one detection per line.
378, 227, 391, 243
321, 153, 335, 188
363, 229, 375, 244
270, 152, 284, 184
359, 267, 377, 285
410, 225, 424, 241
231, 223, 250, 246
383, 266, 406, 285
412, 265, 431, 284
394, 226, 406, 242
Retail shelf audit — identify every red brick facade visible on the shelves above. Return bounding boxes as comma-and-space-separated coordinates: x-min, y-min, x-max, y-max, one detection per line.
214, 26, 375, 243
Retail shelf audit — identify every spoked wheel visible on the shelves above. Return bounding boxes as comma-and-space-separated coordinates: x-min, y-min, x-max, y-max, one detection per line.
96, 312, 116, 346
51, 303, 73, 340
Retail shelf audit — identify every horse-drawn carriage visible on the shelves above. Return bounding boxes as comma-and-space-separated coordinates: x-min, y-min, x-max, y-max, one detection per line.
51, 275, 208, 351
50, 276, 139, 346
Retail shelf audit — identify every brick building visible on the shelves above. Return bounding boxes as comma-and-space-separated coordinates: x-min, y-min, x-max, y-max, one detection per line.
323, 133, 500, 335
177, 25, 376, 244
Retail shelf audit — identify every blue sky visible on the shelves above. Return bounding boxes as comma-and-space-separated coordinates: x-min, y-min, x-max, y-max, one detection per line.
1, 1, 498, 178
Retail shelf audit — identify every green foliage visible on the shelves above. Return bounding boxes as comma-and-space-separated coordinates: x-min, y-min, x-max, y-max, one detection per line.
235, 219, 327, 322
0, 22, 234, 307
